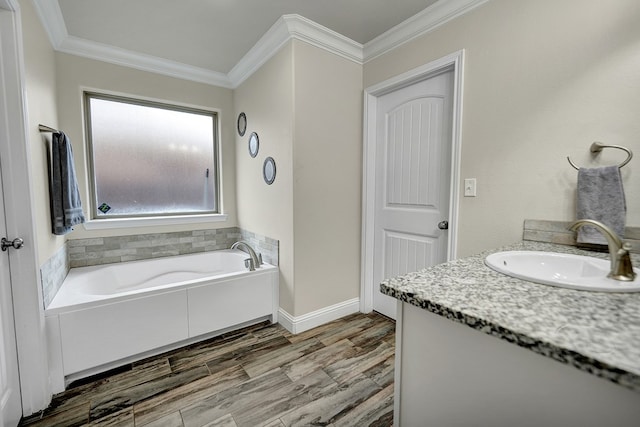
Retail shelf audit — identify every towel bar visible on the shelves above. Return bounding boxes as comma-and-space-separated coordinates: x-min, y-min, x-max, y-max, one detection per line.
567, 142, 633, 170
39, 124, 59, 133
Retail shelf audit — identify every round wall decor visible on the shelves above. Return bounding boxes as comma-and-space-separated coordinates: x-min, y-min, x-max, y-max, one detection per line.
263, 157, 276, 185
248, 132, 259, 158
237, 112, 247, 136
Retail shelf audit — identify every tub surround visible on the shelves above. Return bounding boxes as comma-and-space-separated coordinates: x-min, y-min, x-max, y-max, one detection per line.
381, 240, 640, 391
40, 244, 69, 307
45, 250, 279, 391
67, 227, 279, 268
40, 227, 279, 308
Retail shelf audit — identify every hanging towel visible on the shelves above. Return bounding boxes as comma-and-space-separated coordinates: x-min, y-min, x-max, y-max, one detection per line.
576, 165, 626, 245
50, 131, 85, 235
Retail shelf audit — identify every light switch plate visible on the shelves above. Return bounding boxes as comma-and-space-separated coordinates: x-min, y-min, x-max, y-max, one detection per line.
464, 178, 477, 197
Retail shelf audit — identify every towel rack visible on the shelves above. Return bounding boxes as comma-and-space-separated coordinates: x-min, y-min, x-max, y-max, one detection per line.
39, 124, 59, 133
567, 142, 633, 170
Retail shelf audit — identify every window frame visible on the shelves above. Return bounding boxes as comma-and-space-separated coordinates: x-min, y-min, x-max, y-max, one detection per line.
82, 91, 223, 227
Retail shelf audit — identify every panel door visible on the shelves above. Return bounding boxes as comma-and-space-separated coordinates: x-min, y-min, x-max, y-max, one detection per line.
373, 69, 454, 319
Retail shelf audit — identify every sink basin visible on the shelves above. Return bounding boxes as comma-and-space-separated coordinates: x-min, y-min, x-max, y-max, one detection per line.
485, 251, 640, 292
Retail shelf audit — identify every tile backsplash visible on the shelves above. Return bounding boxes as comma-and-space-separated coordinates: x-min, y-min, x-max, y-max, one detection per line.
40, 244, 68, 307
40, 227, 279, 308
523, 219, 640, 253
68, 228, 241, 268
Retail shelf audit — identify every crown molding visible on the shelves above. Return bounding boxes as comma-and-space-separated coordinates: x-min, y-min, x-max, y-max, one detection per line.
0, 0, 18, 11
59, 35, 232, 87
283, 14, 363, 64
32, 0, 67, 47
226, 15, 293, 88
364, 0, 490, 62
32, 0, 232, 88
32, 0, 488, 88
228, 14, 363, 88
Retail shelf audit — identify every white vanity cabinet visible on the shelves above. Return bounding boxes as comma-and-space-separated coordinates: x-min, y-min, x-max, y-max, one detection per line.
395, 302, 640, 426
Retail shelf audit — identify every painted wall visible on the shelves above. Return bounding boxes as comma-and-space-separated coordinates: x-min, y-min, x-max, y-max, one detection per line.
291, 41, 363, 315
234, 40, 363, 317
54, 53, 238, 239
234, 45, 295, 313
20, 0, 62, 265
364, 0, 640, 257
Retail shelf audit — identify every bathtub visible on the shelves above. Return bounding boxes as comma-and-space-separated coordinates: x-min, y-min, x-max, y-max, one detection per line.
45, 249, 279, 388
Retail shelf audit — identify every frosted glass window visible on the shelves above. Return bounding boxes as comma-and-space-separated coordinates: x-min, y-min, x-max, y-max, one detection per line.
85, 93, 218, 218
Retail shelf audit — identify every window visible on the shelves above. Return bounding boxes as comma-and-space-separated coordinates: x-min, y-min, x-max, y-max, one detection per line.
84, 92, 219, 220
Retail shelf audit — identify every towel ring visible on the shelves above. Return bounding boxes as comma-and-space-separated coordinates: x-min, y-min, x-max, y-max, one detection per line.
567, 142, 633, 170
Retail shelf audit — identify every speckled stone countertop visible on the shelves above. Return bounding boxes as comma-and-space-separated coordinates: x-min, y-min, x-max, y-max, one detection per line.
380, 241, 640, 392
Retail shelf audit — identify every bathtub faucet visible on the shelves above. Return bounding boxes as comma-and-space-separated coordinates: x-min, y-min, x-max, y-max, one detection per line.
568, 219, 636, 281
231, 241, 262, 271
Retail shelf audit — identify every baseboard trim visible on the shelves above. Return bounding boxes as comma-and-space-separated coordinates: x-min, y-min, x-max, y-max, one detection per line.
278, 298, 360, 334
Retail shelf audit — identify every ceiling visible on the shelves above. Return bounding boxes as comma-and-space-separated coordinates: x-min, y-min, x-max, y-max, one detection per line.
33, 0, 487, 87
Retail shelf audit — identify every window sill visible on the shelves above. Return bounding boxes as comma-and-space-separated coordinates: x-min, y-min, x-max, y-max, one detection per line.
82, 214, 229, 230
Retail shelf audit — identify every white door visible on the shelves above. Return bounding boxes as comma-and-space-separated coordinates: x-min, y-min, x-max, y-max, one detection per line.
0, 6, 23, 425
0, 169, 22, 426
372, 69, 454, 319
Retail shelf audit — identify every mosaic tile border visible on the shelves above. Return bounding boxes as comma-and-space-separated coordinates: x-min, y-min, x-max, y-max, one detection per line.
67, 228, 242, 268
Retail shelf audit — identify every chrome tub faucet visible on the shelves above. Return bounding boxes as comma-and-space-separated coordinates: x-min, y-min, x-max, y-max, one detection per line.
231, 241, 262, 271
569, 219, 636, 281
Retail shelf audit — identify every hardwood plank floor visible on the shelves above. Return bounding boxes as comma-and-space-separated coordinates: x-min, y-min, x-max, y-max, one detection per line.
20, 312, 395, 427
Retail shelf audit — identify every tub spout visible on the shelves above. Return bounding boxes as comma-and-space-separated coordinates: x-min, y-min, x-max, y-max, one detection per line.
568, 219, 636, 281
231, 241, 262, 270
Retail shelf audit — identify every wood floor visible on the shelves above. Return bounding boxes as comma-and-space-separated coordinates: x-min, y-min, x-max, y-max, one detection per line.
20, 312, 395, 427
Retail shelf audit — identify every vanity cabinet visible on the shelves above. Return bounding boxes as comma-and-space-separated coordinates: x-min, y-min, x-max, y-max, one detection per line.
382, 241, 640, 426
395, 303, 640, 427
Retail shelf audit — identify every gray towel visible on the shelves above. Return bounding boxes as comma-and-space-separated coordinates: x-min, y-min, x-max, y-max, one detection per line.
50, 131, 85, 235
576, 165, 626, 245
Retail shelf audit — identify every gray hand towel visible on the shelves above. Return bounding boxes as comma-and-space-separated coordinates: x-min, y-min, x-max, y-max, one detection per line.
50, 131, 85, 235
576, 165, 626, 245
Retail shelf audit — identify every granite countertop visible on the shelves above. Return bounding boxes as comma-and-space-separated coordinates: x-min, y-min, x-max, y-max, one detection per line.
380, 241, 640, 392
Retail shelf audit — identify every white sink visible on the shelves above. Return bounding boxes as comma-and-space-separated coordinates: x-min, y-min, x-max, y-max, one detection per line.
485, 251, 640, 292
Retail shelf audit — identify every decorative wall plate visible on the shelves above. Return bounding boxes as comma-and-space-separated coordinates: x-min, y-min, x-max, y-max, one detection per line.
248, 132, 259, 158
263, 157, 276, 185
237, 112, 247, 136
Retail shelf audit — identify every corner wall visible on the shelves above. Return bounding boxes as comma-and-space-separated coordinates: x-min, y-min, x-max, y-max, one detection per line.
234, 40, 363, 318
364, 0, 640, 257
20, 0, 62, 266
292, 40, 363, 316
234, 44, 295, 314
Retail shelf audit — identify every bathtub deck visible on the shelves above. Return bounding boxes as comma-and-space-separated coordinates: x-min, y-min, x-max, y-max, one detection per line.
20, 312, 395, 427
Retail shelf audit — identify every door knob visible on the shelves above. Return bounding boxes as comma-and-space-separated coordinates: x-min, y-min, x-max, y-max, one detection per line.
1, 237, 24, 252
437, 220, 449, 230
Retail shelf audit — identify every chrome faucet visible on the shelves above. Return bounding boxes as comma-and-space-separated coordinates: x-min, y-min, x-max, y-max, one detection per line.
230, 241, 262, 271
568, 219, 636, 281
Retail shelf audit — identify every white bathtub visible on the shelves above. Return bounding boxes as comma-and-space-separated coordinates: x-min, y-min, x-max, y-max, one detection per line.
45, 249, 279, 388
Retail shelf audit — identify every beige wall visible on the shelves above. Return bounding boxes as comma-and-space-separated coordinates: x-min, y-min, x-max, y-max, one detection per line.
292, 41, 363, 315
234, 45, 295, 313
22, 0, 240, 265
234, 41, 363, 317
24, 0, 639, 316
364, 0, 640, 257
20, 0, 63, 265
54, 53, 238, 239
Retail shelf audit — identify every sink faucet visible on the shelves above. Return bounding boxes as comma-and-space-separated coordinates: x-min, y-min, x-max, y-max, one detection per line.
230, 241, 262, 271
568, 219, 636, 281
